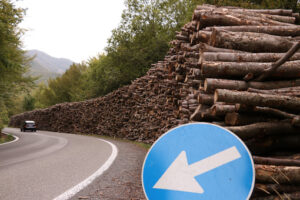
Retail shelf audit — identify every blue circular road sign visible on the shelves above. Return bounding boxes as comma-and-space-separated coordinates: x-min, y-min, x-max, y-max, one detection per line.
142, 123, 255, 200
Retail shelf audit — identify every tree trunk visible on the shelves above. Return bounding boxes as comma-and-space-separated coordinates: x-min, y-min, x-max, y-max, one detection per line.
215, 89, 300, 111
211, 104, 235, 116
224, 9, 296, 24
181, 43, 245, 53
229, 9, 293, 16
292, 116, 300, 127
192, 10, 263, 27
192, 31, 211, 43
197, 93, 214, 105
248, 87, 300, 97
200, 52, 300, 63
199, 43, 245, 53
204, 78, 300, 92
252, 41, 300, 81
226, 121, 299, 140
200, 110, 222, 122
204, 26, 300, 37
193, 10, 291, 28
253, 156, 300, 166
262, 14, 295, 24
202, 61, 300, 79
210, 29, 295, 53
190, 105, 210, 121
196, 6, 294, 16
255, 164, 300, 184
246, 135, 300, 155
252, 192, 300, 200
235, 105, 297, 120
254, 184, 300, 196
225, 112, 273, 126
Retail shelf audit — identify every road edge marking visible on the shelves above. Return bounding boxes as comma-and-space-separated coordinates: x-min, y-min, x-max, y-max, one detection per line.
53, 138, 118, 200
0, 131, 19, 146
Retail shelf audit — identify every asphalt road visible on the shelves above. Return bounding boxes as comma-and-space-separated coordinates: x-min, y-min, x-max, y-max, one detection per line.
0, 128, 116, 200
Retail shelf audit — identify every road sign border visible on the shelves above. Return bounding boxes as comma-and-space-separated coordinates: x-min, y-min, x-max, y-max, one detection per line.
142, 122, 255, 200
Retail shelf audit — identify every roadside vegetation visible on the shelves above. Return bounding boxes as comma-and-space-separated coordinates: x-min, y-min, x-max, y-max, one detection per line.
0, 0, 299, 128
0, 0, 35, 130
30, 0, 300, 109
0, 133, 15, 144
79, 133, 152, 150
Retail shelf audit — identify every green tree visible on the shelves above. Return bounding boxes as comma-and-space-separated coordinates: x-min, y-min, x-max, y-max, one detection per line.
33, 63, 89, 106
32, 0, 300, 108
0, 0, 34, 129
86, 0, 198, 97
22, 94, 35, 111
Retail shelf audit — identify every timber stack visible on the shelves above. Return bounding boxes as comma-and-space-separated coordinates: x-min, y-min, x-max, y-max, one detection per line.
167, 4, 300, 199
9, 4, 300, 199
9, 62, 181, 144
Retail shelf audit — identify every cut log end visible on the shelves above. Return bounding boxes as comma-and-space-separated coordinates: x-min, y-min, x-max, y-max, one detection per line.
214, 90, 219, 103
225, 112, 239, 125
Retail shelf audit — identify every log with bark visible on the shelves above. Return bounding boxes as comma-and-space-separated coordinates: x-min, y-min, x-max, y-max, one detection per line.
210, 29, 296, 52
204, 78, 300, 92
197, 92, 214, 105
255, 164, 300, 184
202, 61, 300, 79
225, 112, 274, 126
200, 52, 300, 63
246, 41, 300, 81
253, 156, 300, 167
226, 121, 299, 140
215, 89, 300, 112
204, 25, 300, 37
235, 105, 298, 120
211, 104, 236, 116
252, 192, 300, 200
10, 4, 300, 199
247, 87, 300, 97
229, 8, 294, 16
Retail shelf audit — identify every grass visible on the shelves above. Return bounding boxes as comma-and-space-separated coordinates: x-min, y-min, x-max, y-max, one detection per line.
0, 133, 15, 144
132, 141, 152, 150
77, 133, 152, 150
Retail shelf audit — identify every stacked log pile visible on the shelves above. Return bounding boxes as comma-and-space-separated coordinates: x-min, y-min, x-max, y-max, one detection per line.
9, 62, 181, 144
9, 4, 300, 199
168, 4, 300, 199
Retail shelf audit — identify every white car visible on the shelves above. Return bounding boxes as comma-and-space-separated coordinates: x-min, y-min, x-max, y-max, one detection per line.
20, 121, 37, 132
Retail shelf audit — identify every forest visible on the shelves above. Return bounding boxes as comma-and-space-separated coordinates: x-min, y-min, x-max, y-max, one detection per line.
0, 0, 299, 129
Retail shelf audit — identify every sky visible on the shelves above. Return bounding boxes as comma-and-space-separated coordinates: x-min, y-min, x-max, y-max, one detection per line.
16, 0, 126, 63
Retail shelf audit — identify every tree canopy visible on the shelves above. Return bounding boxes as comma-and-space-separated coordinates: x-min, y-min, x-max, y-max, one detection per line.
0, 0, 34, 129
31, 0, 300, 109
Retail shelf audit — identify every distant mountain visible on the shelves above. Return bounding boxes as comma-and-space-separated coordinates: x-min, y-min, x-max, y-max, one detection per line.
26, 50, 74, 83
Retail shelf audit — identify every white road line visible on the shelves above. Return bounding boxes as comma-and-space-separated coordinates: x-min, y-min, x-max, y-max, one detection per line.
0, 132, 19, 146
53, 138, 118, 200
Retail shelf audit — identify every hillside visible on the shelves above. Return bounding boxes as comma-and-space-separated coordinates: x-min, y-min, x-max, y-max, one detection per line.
26, 50, 73, 83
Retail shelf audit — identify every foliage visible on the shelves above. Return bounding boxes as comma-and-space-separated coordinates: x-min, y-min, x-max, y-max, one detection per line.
31, 0, 300, 108
33, 63, 89, 107
0, 133, 15, 144
104, 0, 196, 86
22, 94, 35, 111
82, 0, 299, 99
0, 0, 34, 129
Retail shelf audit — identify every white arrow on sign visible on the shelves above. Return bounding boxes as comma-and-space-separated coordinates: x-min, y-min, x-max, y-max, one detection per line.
153, 146, 241, 194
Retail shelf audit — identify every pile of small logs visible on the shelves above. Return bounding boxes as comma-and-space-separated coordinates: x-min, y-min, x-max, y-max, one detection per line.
9, 62, 181, 144
9, 4, 300, 199
168, 4, 300, 199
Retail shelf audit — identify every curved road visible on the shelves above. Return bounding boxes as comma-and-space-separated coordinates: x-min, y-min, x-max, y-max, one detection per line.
0, 128, 116, 200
